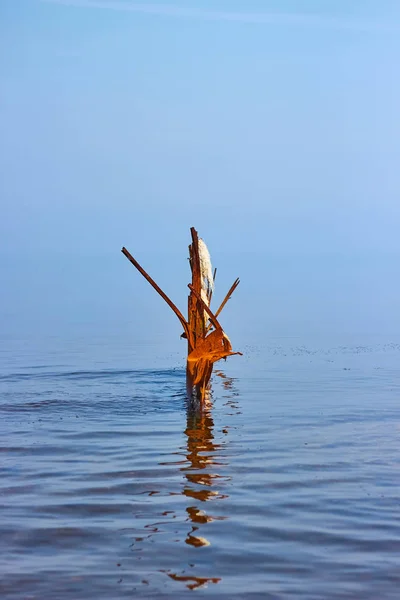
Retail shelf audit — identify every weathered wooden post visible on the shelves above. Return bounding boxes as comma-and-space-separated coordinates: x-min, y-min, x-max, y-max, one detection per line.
122, 227, 241, 400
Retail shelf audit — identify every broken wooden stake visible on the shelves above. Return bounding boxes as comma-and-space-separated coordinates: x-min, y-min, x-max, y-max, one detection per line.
122, 227, 241, 401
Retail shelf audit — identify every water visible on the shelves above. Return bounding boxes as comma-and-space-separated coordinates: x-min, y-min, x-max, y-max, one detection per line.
1, 334, 400, 599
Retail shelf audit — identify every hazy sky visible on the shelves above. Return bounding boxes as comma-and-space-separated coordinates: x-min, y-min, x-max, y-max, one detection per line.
1, 0, 400, 342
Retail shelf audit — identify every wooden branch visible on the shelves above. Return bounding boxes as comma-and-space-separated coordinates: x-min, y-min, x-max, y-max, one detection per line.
121, 246, 192, 346
214, 278, 240, 319
188, 284, 223, 334
189, 227, 201, 295
205, 278, 239, 333
188, 228, 205, 345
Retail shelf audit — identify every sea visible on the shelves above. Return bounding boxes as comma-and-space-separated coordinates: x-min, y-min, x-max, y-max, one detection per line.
1, 332, 399, 599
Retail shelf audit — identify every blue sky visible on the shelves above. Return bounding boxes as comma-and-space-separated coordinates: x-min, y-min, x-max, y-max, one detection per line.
1, 0, 400, 342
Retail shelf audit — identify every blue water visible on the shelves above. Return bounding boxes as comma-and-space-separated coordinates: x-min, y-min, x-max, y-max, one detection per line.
1, 334, 399, 599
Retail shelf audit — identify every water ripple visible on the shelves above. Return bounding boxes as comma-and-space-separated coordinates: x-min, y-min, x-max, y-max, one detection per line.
1, 342, 400, 598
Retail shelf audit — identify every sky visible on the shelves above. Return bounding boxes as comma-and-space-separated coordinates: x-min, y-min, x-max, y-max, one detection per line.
1, 0, 400, 345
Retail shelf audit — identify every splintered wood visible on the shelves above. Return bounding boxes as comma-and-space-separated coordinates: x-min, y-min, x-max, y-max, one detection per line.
122, 227, 241, 400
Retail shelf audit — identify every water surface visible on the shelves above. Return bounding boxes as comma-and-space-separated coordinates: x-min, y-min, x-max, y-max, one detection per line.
1, 335, 399, 599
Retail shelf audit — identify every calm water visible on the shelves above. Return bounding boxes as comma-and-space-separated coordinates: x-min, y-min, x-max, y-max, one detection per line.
1, 334, 400, 599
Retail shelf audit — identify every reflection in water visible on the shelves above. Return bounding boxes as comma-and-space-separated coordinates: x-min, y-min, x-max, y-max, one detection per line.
182, 394, 230, 550
164, 571, 221, 591
135, 373, 239, 591
161, 383, 235, 590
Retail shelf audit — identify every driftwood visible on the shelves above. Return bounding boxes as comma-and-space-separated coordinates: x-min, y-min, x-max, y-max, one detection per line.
122, 227, 241, 400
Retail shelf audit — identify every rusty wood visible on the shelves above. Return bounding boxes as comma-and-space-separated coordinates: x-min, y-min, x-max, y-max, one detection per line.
121, 246, 192, 346
186, 234, 241, 400
190, 228, 201, 284
122, 228, 240, 403
188, 228, 205, 348
205, 278, 240, 333
187, 329, 242, 387
214, 278, 240, 320
188, 284, 223, 334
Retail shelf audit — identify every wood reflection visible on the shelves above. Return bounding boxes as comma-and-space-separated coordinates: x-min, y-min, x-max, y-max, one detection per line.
139, 374, 238, 590
164, 571, 221, 590
182, 393, 231, 548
